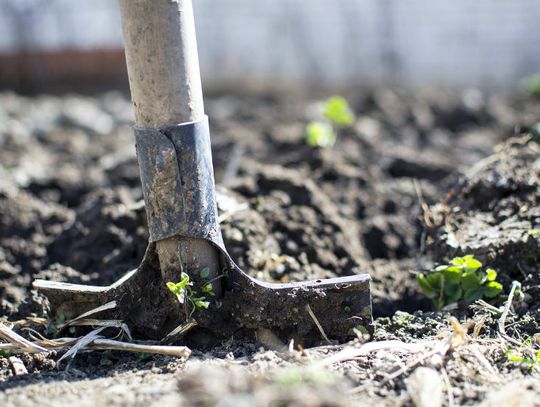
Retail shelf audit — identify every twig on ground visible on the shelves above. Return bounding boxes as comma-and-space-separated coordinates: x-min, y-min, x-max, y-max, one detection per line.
382, 341, 452, 384
468, 345, 499, 377
305, 304, 331, 345
472, 315, 486, 339
440, 368, 455, 407
413, 179, 434, 228
0, 336, 191, 358
87, 339, 191, 357
61, 301, 117, 329
380, 317, 467, 384
0, 321, 47, 353
58, 327, 106, 368
471, 300, 501, 315
516, 262, 529, 280
498, 281, 522, 347
61, 319, 132, 340
466, 152, 502, 179
320, 340, 432, 369
164, 319, 198, 341
1, 330, 191, 361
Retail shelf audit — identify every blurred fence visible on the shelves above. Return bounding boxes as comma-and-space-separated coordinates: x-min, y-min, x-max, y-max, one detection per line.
0, 0, 539, 91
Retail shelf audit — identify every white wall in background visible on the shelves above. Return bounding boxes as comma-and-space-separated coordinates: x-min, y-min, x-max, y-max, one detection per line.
0, 0, 539, 90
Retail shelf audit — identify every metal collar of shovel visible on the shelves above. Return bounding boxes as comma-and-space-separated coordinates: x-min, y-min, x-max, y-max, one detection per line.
34, 117, 372, 344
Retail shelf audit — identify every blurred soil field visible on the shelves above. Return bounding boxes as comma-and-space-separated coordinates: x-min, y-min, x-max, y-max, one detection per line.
1, 88, 540, 405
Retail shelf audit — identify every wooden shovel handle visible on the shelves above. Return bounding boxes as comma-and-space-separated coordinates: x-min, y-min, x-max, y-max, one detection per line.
118, 0, 221, 293
118, 0, 204, 126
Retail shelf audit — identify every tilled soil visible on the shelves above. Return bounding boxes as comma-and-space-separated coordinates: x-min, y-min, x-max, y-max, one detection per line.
1, 88, 540, 406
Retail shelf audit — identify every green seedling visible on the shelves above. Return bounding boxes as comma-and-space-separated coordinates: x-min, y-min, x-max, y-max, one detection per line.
199, 266, 210, 279
505, 346, 540, 371
166, 272, 191, 304
167, 270, 211, 318
305, 96, 355, 149
323, 96, 355, 126
305, 121, 336, 148
201, 282, 215, 296
417, 255, 503, 310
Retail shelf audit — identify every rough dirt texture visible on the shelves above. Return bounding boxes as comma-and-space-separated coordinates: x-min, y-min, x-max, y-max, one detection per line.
428, 137, 540, 294
1, 88, 540, 405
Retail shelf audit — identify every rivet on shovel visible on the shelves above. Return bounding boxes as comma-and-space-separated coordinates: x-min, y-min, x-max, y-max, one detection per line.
33, 0, 372, 344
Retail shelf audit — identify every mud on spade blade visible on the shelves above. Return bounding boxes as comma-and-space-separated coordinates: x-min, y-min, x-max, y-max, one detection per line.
34, 118, 372, 344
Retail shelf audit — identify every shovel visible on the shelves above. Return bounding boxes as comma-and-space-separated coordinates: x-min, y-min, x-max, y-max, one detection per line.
34, 0, 371, 344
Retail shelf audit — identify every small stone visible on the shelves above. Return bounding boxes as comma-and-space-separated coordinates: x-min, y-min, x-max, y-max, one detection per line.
8, 357, 28, 376
406, 367, 443, 407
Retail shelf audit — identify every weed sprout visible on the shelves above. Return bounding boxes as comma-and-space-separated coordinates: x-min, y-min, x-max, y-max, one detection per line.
305, 96, 355, 148
167, 270, 213, 317
417, 255, 503, 310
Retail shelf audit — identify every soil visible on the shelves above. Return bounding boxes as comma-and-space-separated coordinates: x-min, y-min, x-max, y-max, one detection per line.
1, 88, 540, 406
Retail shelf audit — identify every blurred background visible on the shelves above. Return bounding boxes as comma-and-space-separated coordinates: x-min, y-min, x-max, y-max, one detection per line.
1, 0, 539, 93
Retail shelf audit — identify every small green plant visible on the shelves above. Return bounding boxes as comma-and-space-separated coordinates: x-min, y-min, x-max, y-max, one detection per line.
323, 96, 355, 126
166, 271, 212, 317
417, 255, 503, 310
505, 343, 540, 371
305, 96, 355, 148
305, 121, 336, 148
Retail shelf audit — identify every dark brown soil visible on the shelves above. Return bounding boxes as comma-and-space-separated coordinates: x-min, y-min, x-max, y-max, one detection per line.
2, 88, 540, 406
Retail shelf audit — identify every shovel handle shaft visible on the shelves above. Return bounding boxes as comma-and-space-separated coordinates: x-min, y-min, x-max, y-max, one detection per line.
118, 0, 204, 126
119, 0, 221, 294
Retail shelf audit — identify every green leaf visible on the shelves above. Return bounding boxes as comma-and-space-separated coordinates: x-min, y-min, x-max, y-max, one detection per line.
463, 287, 483, 302
450, 255, 469, 266
426, 272, 443, 288
485, 268, 497, 282
199, 267, 210, 279
417, 274, 437, 299
441, 267, 462, 284
450, 255, 481, 271
463, 258, 482, 271
323, 96, 355, 126
434, 297, 445, 311
483, 281, 503, 298
461, 271, 481, 290
166, 281, 186, 303
179, 272, 191, 286
506, 349, 524, 363
305, 121, 336, 148
201, 282, 215, 296
445, 284, 463, 304
192, 297, 210, 310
